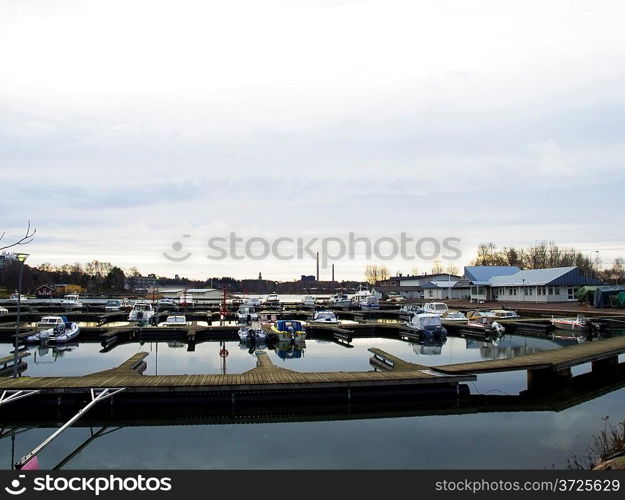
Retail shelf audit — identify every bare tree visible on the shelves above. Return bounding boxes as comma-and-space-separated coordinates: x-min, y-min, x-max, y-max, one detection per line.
0, 221, 36, 251
446, 263, 459, 276
431, 259, 444, 274
364, 264, 390, 285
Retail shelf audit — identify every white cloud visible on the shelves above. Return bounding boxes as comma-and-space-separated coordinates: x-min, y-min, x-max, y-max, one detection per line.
527, 139, 567, 175
1, 0, 625, 279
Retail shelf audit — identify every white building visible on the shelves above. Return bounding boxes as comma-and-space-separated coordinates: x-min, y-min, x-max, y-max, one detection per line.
465, 266, 604, 303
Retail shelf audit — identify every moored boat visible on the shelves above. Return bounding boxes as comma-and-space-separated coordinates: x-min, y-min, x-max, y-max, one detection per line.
159, 315, 189, 327
490, 309, 520, 319
265, 293, 280, 306
60, 294, 83, 310
301, 296, 315, 308
270, 319, 306, 342
26, 315, 80, 344
465, 314, 505, 335
422, 302, 449, 316
406, 313, 448, 338
308, 310, 339, 324
237, 306, 259, 323
329, 292, 351, 308
441, 310, 468, 323
551, 314, 588, 334
238, 326, 267, 342
128, 301, 156, 323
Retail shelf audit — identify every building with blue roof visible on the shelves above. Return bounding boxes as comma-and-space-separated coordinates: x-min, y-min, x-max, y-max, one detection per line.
464, 266, 604, 303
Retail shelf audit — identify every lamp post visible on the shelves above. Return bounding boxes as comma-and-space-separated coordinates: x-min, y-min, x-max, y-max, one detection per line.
12, 253, 29, 378
522, 278, 525, 303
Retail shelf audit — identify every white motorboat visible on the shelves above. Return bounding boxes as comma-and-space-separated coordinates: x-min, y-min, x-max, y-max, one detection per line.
238, 325, 267, 342
128, 301, 156, 323
245, 297, 262, 308
26, 315, 80, 344
351, 286, 378, 309
0, 306, 8, 314
308, 310, 339, 324
551, 314, 588, 337
399, 304, 424, 317
441, 310, 467, 323
178, 292, 194, 307
237, 306, 259, 322
158, 298, 177, 307
9, 292, 27, 302
301, 296, 315, 308
60, 294, 83, 309
422, 302, 449, 316
490, 309, 520, 319
406, 313, 448, 338
359, 295, 380, 310
159, 315, 189, 327
329, 292, 351, 308
265, 293, 280, 306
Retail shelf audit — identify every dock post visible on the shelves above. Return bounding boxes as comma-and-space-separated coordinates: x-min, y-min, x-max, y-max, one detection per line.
591, 356, 619, 377
527, 367, 572, 392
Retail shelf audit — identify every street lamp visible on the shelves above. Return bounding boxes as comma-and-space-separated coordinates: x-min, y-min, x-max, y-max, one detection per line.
12, 253, 29, 378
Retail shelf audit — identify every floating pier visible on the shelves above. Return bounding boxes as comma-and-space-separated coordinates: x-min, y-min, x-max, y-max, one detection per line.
0, 348, 475, 411
432, 335, 625, 391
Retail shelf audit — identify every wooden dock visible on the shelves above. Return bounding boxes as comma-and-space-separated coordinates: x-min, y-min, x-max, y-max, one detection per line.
0, 351, 31, 376
0, 349, 475, 408
432, 335, 625, 390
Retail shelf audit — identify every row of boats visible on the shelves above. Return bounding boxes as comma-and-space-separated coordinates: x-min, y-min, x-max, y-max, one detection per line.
401, 302, 591, 340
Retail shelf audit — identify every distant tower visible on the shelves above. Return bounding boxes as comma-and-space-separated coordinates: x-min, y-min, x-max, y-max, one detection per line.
332, 264, 335, 282
316, 252, 319, 281
258, 272, 262, 280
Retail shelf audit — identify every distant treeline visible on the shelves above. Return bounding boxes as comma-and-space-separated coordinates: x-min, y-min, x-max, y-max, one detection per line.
471, 241, 624, 283
0, 259, 364, 296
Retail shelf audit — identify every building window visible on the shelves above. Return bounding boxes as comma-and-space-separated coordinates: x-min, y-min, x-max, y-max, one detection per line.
555, 288, 560, 295
548, 287, 553, 295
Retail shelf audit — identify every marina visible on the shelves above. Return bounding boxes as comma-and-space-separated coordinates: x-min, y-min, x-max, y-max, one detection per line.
1, 296, 625, 469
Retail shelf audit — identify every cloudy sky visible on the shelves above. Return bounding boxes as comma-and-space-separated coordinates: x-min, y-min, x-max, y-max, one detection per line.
1, 0, 624, 281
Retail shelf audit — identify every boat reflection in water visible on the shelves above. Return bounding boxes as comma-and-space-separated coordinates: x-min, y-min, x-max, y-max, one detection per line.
33, 342, 79, 364
410, 336, 447, 356
464, 333, 585, 361
273, 340, 306, 360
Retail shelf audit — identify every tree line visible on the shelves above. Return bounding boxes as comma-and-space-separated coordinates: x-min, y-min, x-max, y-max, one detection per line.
471, 241, 624, 283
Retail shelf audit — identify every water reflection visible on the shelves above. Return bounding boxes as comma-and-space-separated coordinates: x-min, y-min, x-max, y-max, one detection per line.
410, 336, 447, 356
32, 342, 79, 364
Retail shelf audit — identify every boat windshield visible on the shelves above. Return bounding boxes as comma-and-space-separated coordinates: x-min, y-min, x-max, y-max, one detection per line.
315, 312, 335, 320
429, 303, 448, 312
418, 316, 442, 327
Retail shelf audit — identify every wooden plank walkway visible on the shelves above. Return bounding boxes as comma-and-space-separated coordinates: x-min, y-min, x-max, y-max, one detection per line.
368, 348, 429, 371
0, 351, 475, 394
87, 352, 149, 376
433, 336, 625, 375
0, 352, 31, 366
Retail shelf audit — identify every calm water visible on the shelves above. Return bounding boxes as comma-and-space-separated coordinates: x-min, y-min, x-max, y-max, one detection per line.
1, 334, 624, 470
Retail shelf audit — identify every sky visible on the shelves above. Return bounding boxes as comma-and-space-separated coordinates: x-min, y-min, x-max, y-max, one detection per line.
1, 0, 624, 281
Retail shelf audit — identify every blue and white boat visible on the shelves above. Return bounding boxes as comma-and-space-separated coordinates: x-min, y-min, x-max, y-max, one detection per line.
406, 313, 448, 338
26, 316, 80, 344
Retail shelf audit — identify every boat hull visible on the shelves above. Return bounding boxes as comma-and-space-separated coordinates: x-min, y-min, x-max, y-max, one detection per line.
49, 324, 80, 344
